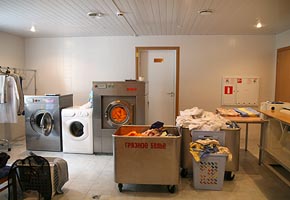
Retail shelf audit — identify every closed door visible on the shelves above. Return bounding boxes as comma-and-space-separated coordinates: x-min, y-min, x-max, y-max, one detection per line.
140, 50, 176, 125
275, 47, 290, 102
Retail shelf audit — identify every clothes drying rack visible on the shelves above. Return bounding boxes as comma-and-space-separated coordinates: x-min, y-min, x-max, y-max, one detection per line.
0, 66, 37, 95
0, 66, 37, 151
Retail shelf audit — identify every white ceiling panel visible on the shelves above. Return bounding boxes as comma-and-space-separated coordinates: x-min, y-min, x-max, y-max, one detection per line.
0, 0, 289, 38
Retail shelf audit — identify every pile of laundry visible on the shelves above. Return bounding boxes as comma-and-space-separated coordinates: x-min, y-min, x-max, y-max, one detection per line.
216, 107, 260, 117
176, 107, 230, 131
122, 121, 175, 137
189, 138, 232, 162
233, 107, 260, 117
124, 129, 171, 137
216, 107, 240, 116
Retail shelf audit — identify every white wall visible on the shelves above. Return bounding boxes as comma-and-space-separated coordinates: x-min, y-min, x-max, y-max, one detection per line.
275, 29, 290, 49
0, 32, 25, 141
0, 32, 25, 67
25, 35, 276, 112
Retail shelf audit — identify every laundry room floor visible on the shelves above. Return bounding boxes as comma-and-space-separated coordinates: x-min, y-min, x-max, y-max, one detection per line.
1, 125, 290, 200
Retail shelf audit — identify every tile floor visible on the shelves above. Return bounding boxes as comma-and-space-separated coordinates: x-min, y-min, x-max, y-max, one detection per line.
1, 124, 290, 200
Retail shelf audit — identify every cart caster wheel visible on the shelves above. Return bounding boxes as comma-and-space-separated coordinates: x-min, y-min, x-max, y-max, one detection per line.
167, 185, 175, 193
118, 183, 123, 192
180, 168, 188, 178
224, 171, 235, 181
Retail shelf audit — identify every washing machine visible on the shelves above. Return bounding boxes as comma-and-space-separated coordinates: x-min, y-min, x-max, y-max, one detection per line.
92, 81, 146, 153
62, 107, 93, 154
24, 94, 73, 152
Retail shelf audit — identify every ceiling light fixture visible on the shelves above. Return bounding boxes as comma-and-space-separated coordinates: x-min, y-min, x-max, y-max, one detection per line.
30, 25, 36, 32
198, 9, 213, 15
116, 11, 124, 17
87, 12, 104, 18
256, 21, 262, 28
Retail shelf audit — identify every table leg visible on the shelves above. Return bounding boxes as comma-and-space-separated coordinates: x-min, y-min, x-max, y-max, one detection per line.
245, 123, 249, 151
258, 122, 266, 165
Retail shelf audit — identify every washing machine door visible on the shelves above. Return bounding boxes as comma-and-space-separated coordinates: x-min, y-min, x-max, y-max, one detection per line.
30, 110, 54, 136
105, 100, 134, 128
69, 121, 85, 138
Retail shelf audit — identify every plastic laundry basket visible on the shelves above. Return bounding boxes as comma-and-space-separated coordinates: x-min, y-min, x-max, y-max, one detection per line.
193, 153, 227, 190
191, 131, 228, 190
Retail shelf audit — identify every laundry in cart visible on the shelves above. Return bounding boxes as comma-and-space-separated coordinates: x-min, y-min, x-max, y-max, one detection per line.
177, 107, 240, 179
113, 125, 181, 193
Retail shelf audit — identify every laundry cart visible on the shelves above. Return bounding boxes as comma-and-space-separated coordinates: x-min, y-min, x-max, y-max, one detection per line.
113, 125, 181, 193
180, 122, 240, 180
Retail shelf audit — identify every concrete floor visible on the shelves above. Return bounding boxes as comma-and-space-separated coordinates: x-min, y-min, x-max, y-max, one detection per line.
1, 123, 290, 200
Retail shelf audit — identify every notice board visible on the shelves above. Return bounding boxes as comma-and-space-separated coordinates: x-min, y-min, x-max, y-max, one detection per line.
222, 76, 260, 106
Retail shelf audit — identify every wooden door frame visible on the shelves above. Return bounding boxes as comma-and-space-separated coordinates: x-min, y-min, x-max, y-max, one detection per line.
275, 46, 290, 102
135, 46, 180, 119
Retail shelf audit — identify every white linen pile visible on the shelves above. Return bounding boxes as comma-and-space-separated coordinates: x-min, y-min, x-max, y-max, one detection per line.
176, 107, 230, 131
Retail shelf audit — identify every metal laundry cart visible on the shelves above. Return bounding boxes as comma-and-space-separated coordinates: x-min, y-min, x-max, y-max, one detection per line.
113, 125, 181, 193
180, 122, 240, 180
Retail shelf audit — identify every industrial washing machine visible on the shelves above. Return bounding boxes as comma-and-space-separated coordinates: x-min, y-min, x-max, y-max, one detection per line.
24, 94, 73, 151
92, 81, 146, 153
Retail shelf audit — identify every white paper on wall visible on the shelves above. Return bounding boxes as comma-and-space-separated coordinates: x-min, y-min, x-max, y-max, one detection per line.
222, 76, 259, 106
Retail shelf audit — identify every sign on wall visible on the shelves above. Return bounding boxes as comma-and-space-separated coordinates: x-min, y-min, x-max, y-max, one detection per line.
222, 76, 260, 106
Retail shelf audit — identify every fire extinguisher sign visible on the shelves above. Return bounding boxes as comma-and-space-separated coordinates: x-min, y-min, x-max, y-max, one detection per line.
224, 86, 233, 94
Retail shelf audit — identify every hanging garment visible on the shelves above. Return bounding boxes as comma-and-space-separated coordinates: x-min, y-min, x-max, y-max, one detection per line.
0, 75, 6, 103
9, 73, 24, 115
0, 76, 19, 123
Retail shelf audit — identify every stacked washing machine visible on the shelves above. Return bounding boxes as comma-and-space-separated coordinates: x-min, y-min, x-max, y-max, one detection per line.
61, 106, 93, 154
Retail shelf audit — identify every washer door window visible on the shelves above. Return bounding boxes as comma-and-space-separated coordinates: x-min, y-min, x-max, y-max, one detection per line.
70, 121, 84, 137
64, 119, 89, 141
30, 110, 54, 136
105, 100, 133, 128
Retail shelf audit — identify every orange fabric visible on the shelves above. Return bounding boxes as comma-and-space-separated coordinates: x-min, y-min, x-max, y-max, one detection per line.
125, 131, 143, 136
111, 107, 127, 122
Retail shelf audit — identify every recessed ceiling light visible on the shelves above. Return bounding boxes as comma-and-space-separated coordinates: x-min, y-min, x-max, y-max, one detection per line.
116, 11, 124, 17
30, 25, 36, 32
198, 9, 213, 15
256, 21, 262, 28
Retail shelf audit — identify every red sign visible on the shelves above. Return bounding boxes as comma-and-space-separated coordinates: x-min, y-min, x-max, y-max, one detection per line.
127, 87, 137, 91
125, 142, 166, 149
237, 78, 242, 83
224, 86, 233, 94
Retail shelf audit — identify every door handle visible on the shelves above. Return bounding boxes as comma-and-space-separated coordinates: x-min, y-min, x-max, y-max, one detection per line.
167, 92, 174, 97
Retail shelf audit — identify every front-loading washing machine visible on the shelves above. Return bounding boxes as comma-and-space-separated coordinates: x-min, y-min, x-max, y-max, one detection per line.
24, 94, 73, 152
61, 107, 93, 154
92, 81, 146, 153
